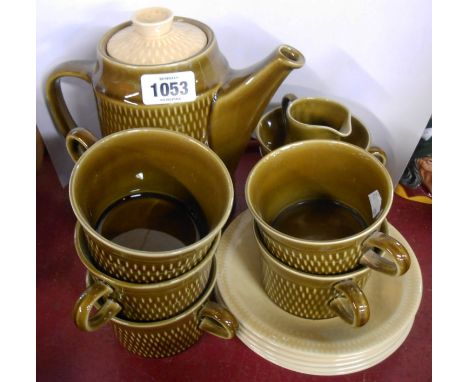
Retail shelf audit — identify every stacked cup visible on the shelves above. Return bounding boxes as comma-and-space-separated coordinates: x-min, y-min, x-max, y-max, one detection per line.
245, 139, 411, 327
66, 127, 238, 357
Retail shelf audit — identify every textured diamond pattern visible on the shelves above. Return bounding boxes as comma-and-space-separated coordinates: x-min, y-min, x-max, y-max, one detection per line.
112, 318, 201, 358
261, 231, 362, 275
261, 259, 370, 319
116, 265, 211, 321
96, 91, 215, 143
85, 231, 213, 283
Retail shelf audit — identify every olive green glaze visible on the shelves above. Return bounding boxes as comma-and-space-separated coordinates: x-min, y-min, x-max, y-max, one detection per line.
254, 223, 370, 327
45, 17, 305, 174
246, 140, 410, 276
67, 128, 233, 283
283, 94, 352, 142
73, 222, 220, 331
256, 106, 387, 165
84, 260, 238, 358
66, 127, 98, 162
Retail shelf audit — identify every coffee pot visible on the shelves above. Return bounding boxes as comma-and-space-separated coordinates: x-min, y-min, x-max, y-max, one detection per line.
45, 7, 305, 173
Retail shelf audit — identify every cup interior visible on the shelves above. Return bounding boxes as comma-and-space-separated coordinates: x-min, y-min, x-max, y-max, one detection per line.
70, 129, 233, 244
246, 140, 392, 239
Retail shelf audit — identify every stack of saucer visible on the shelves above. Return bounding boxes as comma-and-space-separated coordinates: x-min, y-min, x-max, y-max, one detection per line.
215, 210, 422, 375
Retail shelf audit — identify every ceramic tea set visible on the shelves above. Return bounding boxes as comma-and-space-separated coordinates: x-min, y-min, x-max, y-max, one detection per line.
45, 6, 422, 373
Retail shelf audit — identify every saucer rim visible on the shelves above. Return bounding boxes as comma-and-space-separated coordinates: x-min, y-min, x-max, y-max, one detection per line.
235, 316, 415, 375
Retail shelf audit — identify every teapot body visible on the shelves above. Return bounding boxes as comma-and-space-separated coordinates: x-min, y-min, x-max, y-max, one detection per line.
56, 19, 228, 144
46, 12, 305, 174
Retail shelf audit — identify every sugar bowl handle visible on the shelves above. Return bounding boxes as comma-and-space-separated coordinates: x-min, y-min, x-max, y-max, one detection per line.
73, 281, 122, 332
66, 127, 98, 162
359, 231, 411, 276
329, 279, 370, 327
198, 301, 238, 339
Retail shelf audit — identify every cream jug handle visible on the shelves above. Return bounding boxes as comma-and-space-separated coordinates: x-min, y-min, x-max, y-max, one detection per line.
281, 93, 297, 139
45, 60, 95, 137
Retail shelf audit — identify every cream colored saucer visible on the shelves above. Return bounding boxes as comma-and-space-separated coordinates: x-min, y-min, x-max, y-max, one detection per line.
215, 210, 422, 375
237, 317, 414, 375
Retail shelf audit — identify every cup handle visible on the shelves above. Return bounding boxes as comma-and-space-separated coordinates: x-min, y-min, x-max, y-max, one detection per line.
66, 127, 98, 162
73, 281, 122, 332
45, 60, 96, 137
329, 279, 370, 327
359, 231, 411, 276
198, 301, 238, 339
368, 146, 387, 166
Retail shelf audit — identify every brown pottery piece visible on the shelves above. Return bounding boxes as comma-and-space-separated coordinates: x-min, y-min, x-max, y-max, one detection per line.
73, 221, 220, 330
256, 104, 386, 164
67, 127, 233, 283
84, 260, 238, 358
254, 222, 372, 327
245, 140, 410, 276
282, 94, 352, 142
45, 6, 305, 174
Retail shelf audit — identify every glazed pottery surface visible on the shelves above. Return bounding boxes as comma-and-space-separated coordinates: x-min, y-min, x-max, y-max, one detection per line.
73, 221, 220, 330
67, 127, 233, 283
256, 106, 386, 163
254, 222, 371, 327
214, 210, 423, 375
283, 94, 352, 142
245, 140, 410, 276
45, 7, 305, 173
85, 259, 238, 358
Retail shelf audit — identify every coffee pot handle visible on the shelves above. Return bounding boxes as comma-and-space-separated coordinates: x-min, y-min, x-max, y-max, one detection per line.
329, 279, 370, 327
198, 300, 238, 339
73, 280, 122, 332
45, 60, 95, 137
65, 127, 98, 162
359, 231, 411, 276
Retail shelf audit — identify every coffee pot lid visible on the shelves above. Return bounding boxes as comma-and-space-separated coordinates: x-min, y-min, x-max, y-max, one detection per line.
107, 7, 208, 65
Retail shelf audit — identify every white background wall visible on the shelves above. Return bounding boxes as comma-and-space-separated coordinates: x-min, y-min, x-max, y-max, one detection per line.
36, 0, 432, 185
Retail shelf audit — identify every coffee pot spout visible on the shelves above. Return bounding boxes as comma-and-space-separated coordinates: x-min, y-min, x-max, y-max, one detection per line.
208, 45, 305, 173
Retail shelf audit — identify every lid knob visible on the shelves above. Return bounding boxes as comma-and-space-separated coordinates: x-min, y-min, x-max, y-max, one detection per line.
132, 7, 174, 37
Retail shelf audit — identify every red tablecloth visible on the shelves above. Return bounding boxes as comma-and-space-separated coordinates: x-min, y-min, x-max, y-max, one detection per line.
37, 141, 432, 381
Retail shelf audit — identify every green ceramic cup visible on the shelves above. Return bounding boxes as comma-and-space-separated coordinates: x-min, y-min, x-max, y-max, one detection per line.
254, 222, 371, 327
245, 140, 410, 276
67, 127, 233, 283
84, 259, 238, 358
73, 221, 220, 330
